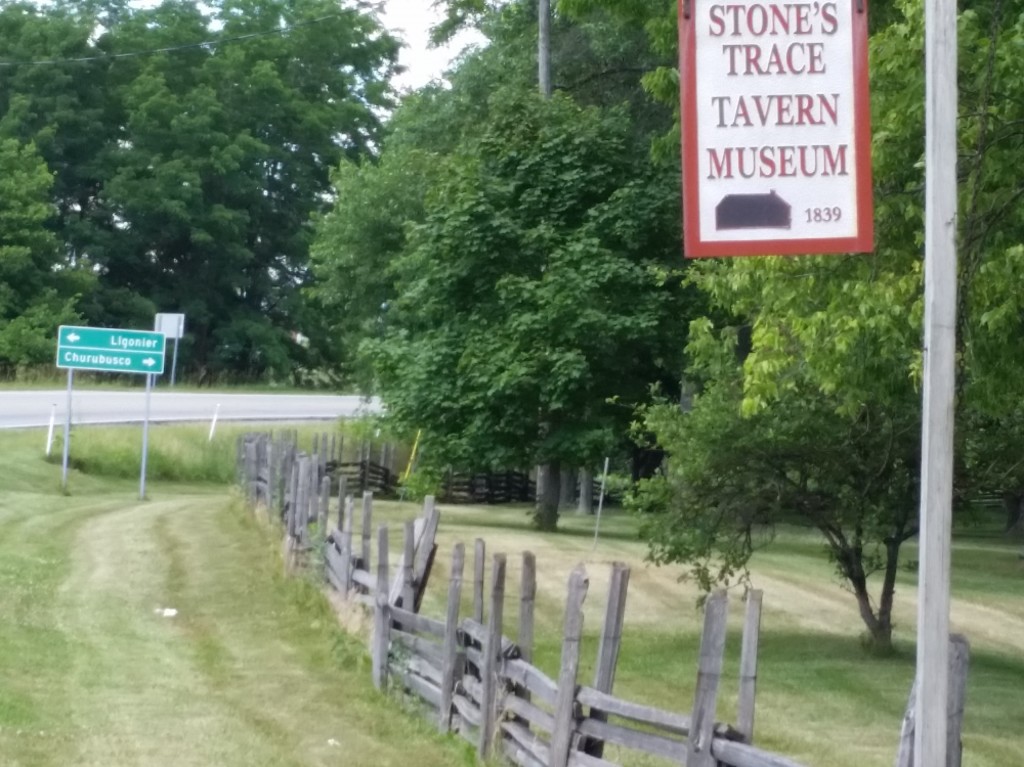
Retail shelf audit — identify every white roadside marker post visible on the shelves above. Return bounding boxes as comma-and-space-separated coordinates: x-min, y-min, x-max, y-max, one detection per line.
209, 403, 221, 442
45, 403, 56, 457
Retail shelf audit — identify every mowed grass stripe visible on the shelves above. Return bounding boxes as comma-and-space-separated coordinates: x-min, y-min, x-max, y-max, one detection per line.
0, 429, 473, 767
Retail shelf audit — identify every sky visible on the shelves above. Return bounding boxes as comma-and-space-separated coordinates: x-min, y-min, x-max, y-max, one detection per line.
377, 1, 485, 91
107, 1, 479, 92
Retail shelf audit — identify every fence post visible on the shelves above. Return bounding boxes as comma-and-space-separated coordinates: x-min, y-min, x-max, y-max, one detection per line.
336, 475, 347, 531
360, 491, 373, 571
519, 551, 536, 664
687, 590, 729, 767
478, 553, 507, 760
360, 441, 369, 492
286, 457, 298, 530
283, 446, 296, 520
265, 438, 275, 511
372, 524, 390, 690
895, 633, 971, 767
401, 519, 415, 610
377, 523, 390, 608
549, 565, 590, 767
737, 589, 764, 744
947, 634, 970, 767
320, 432, 328, 478
245, 439, 257, 502
318, 476, 331, 537
412, 496, 441, 611
340, 495, 354, 597
586, 562, 631, 758
304, 456, 318, 547
473, 538, 486, 624
439, 543, 466, 733
294, 457, 309, 540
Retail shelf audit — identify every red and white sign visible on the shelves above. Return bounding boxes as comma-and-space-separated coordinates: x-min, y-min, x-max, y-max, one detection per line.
680, 0, 873, 257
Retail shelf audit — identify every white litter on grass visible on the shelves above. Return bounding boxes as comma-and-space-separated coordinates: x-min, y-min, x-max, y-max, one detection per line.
153, 607, 178, 618
327, 739, 340, 747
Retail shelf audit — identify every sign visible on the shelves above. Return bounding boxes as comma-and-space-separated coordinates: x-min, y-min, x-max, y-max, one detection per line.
154, 312, 185, 339
680, 0, 873, 257
56, 325, 166, 375
154, 312, 186, 386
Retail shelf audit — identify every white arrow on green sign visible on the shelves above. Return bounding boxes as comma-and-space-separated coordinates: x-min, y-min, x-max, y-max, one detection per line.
56, 325, 166, 375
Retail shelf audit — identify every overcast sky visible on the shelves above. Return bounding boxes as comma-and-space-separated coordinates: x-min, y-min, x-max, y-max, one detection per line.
378, 1, 484, 91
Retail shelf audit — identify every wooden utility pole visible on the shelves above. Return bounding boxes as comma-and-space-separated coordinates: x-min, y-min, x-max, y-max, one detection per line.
538, 0, 551, 97
916, 0, 958, 761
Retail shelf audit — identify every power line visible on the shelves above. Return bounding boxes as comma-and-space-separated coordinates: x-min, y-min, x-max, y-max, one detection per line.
0, 13, 342, 67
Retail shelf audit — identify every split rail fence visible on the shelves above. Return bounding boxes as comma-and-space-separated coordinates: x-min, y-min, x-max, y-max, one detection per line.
372, 539, 798, 767
237, 431, 971, 767
238, 431, 438, 606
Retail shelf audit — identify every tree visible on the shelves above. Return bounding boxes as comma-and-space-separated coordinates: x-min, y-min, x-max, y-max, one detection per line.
0, 0, 398, 381
310, 0, 693, 528
364, 90, 690, 529
633, 328, 920, 651
0, 136, 88, 371
306, 147, 441, 385
87, 0, 399, 380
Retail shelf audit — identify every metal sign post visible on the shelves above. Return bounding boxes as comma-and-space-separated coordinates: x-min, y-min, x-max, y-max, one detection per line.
61, 369, 73, 492
140, 373, 154, 500
55, 325, 166, 496
915, 0, 958, 761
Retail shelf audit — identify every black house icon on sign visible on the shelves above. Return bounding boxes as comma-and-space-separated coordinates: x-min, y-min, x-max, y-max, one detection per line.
715, 190, 791, 230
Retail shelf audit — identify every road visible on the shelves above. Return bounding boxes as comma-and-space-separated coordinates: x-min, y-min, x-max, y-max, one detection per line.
0, 389, 381, 429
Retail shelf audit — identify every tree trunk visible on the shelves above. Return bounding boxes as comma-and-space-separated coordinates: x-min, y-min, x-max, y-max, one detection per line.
534, 461, 561, 531
559, 467, 577, 510
839, 537, 900, 655
577, 468, 593, 514
1003, 492, 1023, 534
851, 576, 893, 653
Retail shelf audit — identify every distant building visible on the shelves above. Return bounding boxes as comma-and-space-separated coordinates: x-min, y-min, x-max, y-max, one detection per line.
715, 190, 791, 230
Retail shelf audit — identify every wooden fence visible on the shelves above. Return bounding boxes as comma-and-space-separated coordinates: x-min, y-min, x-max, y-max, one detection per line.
441, 470, 537, 504
238, 431, 439, 605
238, 432, 971, 767
238, 428, 399, 498
369, 539, 805, 767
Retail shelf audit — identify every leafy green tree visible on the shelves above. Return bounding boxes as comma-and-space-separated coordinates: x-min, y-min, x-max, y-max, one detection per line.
0, 137, 87, 370
307, 147, 440, 385
311, 0, 689, 491
0, 0, 397, 381
365, 90, 690, 529
86, 0, 399, 380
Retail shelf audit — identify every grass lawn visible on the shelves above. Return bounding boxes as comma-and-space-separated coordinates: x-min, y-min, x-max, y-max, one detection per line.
4, 422, 1021, 767
0, 428, 473, 767
362, 500, 1024, 767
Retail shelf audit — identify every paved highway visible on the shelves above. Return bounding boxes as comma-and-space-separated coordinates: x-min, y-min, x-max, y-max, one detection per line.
0, 389, 381, 429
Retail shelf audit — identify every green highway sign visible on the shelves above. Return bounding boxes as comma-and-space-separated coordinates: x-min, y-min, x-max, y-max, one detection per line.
56, 325, 166, 375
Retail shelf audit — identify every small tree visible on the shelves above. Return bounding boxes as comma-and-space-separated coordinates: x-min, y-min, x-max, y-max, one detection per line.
633, 356, 920, 652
